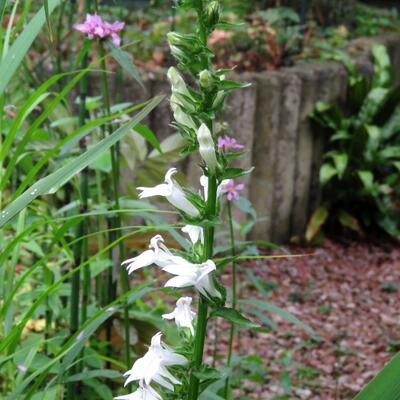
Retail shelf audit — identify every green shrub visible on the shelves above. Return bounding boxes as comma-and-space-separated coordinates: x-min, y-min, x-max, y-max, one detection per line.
307, 44, 400, 240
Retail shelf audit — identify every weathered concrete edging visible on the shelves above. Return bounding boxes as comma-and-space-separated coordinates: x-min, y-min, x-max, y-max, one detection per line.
104, 33, 400, 243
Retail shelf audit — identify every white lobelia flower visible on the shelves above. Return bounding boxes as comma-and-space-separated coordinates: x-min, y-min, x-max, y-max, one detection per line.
123, 332, 187, 391
122, 234, 174, 274
137, 168, 200, 217
163, 259, 221, 299
114, 384, 161, 400
197, 123, 218, 173
181, 224, 204, 245
162, 296, 196, 335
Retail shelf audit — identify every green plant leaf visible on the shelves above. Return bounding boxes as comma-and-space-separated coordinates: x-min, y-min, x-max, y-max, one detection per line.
320, 163, 337, 185
357, 170, 374, 191
338, 210, 362, 233
212, 307, 260, 329
239, 298, 316, 337
108, 41, 144, 89
0, 96, 164, 228
134, 123, 162, 153
305, 205, 329, 242
0, 0, 61, 96
354, 352, 400, 400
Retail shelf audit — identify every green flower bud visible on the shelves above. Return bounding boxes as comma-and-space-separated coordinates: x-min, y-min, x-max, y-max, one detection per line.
206, 1, 220, 28
197, 123, 218, 172
199, 70, 212, 88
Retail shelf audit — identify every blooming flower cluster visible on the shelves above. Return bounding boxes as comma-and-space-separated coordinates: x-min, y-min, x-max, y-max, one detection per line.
74, 13, 125, 46
218, 135, 244, 152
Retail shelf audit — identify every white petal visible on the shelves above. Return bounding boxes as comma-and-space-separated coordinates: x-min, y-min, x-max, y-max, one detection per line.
137, 183, 171, 198
164, 275, 196, 288
123, 250, 155, 273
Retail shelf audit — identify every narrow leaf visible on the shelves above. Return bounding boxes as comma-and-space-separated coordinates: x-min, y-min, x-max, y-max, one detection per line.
108, 41, 144, 88
212, 307, 260, 329
0, 96, 164, 227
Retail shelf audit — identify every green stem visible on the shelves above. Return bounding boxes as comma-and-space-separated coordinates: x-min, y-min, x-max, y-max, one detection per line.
224, 200, 237, 398
188, 175, 217, 400
97, 36, 131, 368
67, 1, 90, 397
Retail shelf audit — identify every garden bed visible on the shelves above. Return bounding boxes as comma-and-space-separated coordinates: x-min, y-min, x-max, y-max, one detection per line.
208, 238, 400, 399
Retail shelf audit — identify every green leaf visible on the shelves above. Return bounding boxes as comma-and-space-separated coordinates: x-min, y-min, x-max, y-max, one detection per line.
320, 163, 337, 185
357, 170, 374, 191
108, 41, 144, 89
239, 299, 316, 337
212, 307, 260, 329
331, 152, 348, 179
338, 210, 362, 233
134, 123, 162, 153
354, 352, 400, 400
0, 96, 164, 228
222, 167, 254, 180
305, 206, 329, 242
0, 0, 61, 96
218, 79, 251, 91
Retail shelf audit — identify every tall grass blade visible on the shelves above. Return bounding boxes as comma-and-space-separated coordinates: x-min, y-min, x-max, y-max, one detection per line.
0, 95, 164, 227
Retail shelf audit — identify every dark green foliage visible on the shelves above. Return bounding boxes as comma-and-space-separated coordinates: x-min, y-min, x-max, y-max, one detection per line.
310, 44, 400, 238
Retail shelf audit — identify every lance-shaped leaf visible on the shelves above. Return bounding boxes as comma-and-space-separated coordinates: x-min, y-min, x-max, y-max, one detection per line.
212, 307, 260, 329
0, 96, 164, 228
0, 0, 61, 96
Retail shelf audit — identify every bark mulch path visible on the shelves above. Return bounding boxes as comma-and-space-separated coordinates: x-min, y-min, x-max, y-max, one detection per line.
208, 238, 400, 400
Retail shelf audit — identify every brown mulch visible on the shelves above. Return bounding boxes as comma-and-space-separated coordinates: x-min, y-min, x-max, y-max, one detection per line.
207, 238, 400, 400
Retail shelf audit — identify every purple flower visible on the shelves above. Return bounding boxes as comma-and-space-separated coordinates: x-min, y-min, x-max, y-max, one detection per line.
74, 14, 125, 46
217, 136, 244, 152
220, 179, 245, 201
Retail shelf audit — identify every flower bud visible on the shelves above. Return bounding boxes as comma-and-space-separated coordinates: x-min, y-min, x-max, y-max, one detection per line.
168, 67, 189, 95
171, 93, 195, 112
199, 70, 212, 88
197, 123, 218, 173
174, 106, 197, 130
212, 90, 225, 109
167, 32, 184, 46
206, 1, 220, 28
169, 44, 186, 61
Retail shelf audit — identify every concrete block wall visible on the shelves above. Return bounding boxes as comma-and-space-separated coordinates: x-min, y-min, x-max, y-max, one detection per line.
110, 33, 400, 243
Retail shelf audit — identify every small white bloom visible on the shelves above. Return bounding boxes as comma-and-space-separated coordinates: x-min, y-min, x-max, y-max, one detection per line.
122, 235, 176, 274
137, 168, 200, 217
197, 123, 218, 173
162, 296, 196, 335
123, 332, 187, 391
114, 385, 161, 400
163, 259, 221, 299
181, 224, 204, 245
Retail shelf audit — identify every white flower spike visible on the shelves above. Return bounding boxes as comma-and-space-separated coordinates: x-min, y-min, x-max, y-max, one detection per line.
114, 384, 161, 400
181, 224, 204, 245
197, 123, 218, 173
162, 296, 196, 335
123, 332, 187, 391
163, 259, 221, 299
137, 168, 200, 217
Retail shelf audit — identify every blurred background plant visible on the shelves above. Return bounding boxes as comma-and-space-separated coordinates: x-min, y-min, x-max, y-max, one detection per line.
306, 44, 400, 241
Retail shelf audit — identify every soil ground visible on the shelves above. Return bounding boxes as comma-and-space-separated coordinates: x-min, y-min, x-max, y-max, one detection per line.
207, 238, 400, 399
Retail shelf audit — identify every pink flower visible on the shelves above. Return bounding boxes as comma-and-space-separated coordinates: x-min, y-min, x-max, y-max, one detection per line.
74, 14, 125, 46
220, 179, 245, 201
218, 136, 244, 152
